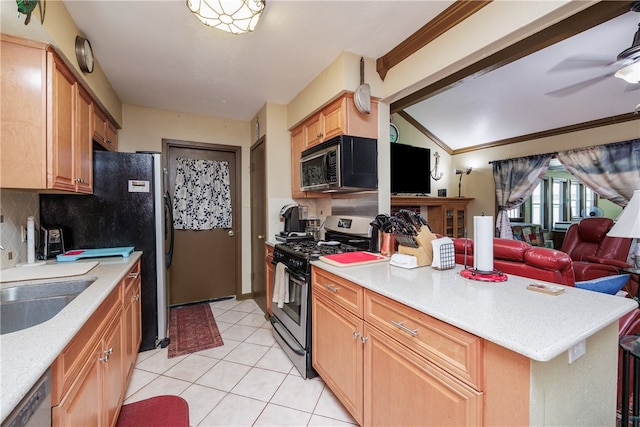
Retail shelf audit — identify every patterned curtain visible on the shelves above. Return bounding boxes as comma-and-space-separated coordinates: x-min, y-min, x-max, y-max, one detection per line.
173, 157, 232, 230
493, 154, 552, 239
557, 139, 640, 207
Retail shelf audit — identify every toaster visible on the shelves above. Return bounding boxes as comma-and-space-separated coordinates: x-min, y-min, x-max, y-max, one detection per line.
41, 225, 65, 259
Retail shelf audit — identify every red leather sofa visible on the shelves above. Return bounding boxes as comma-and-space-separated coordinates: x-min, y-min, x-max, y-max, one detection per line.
453, 237, 575, 286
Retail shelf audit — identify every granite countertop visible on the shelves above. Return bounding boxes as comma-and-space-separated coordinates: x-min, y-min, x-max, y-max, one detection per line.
312, 260, 637, 362
0, 252, 142, 423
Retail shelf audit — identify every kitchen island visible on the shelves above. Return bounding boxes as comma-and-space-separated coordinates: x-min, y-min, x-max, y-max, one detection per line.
0, 252, 142, 424
311, 261, 637, 426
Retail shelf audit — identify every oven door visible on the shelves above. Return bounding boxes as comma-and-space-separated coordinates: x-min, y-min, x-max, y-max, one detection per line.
271, 266, 308, 348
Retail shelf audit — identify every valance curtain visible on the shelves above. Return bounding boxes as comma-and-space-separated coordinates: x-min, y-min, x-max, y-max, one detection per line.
493, 154, 552, 239
173, 157, 232, 230
556, 139, 640, 207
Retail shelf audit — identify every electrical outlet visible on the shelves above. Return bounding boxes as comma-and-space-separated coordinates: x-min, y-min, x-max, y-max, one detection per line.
568, 340, 586, 364
7, 251, 13, 260
21, 225, 27, 243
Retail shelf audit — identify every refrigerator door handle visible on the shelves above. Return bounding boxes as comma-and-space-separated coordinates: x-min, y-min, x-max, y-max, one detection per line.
164, 191, 174, 269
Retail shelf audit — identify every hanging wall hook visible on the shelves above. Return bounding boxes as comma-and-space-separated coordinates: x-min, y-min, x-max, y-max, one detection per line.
431, 151, 443, 181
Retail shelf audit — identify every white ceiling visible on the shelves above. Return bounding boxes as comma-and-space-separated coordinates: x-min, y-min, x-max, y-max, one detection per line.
404, 11, 640, 151
59, 0, 455, 121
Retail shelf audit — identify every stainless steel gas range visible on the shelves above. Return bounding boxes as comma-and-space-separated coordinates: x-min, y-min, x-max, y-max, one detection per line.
270, 215, 374, 379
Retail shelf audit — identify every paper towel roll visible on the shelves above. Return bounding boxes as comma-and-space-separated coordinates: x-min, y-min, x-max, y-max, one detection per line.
27, 216, 35, 264
473, 216, 494, 273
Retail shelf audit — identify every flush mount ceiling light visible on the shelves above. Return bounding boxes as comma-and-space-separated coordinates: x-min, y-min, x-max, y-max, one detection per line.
615, 2, 640, 83
187, 0, 265, 35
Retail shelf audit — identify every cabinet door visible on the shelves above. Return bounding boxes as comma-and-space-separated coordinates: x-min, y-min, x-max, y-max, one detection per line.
364, 325, 482, 427
92, 105, 107, 144
106, 121, 118, 151
49, 55, 76, 192
265, 246, 274, 315
52, 342, 102, 427
76, 85, 93, 193
103, 317, 125, 427
321, 97, 345, 142
312, 294, 364, 425
303, 114, 322, 148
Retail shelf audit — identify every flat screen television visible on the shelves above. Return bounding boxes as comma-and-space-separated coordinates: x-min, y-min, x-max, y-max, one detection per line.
390, 143, 431, 195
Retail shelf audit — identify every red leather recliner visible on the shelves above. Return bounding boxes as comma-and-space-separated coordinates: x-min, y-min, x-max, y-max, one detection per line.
560, 217, 633, 281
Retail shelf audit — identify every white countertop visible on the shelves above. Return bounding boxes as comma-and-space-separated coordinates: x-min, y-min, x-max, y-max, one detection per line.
312, 261, 638, 362
0, 252, 142, 423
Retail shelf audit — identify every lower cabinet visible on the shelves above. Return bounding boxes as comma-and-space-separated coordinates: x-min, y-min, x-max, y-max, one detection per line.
311, 267, 482, 426
52, 260, 141, 427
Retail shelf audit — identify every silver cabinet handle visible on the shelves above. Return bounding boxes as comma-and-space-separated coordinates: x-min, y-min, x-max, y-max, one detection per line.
360, 336, 368, 343
133, 294, 140, 301
353, 332, 360, 339
324, 284, 338, 293
391, 320, 418, 337
104, 347, 113, 355
128, 272, 140, 279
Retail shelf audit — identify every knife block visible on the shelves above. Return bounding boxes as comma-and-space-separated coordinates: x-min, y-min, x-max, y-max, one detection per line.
397, 227, 437, 267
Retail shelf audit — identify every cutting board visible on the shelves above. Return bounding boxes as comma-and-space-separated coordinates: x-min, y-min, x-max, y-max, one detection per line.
56, 247, 135, 262
319, 251, 388, 267
0, 261, 99, 283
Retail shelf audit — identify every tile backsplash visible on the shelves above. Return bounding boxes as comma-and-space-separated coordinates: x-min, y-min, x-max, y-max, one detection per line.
0, 190, 39, 269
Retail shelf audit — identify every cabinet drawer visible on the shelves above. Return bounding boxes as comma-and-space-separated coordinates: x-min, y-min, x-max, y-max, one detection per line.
312, 268, 363, 317
123, 260, 141, 290
364, 290, 483, 390
51, 284, 122, 405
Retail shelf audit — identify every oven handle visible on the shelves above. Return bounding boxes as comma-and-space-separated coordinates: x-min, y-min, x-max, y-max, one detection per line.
271, 317, 306, 356
270, 260, 307, 283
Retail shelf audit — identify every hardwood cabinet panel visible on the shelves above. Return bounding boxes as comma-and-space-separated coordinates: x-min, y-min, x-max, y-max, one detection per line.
365, 290, 482, 389
312, 268, 363, 317
364, 325, 482, 426
106, 121, 119, 151
103, 316, 125, 427
76, 85, 93, 193
49, 55, 76, 192
312, 293, 364, 425
391, 197, 473, 238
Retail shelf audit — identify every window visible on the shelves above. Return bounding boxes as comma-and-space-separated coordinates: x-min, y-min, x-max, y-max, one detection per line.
511, 175, 597, 230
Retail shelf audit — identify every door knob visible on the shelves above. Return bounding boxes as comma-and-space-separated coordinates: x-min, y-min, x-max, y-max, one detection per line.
228, 230, 235, 237
257, 235, 265, 240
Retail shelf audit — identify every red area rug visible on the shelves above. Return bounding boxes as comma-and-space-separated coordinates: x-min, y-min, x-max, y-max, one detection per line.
116, 395, 189, 427
167, 302, 224, 358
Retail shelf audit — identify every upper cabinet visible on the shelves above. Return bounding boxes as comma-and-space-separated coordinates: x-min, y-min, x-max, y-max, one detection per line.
93, 104, 118, 152
1, 34, 118, 193
291, 92, 378, 198
302, 93, 378, 150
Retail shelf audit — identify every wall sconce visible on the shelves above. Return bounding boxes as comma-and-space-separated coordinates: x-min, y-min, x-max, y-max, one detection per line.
431, 151, 443, 181
455, 167, 472, 197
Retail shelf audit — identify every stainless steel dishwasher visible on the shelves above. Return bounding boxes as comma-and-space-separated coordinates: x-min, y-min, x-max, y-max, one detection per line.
1, 369, 51, 427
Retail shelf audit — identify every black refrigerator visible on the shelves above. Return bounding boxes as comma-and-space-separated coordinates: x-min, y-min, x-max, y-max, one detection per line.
40, 151, 172, 351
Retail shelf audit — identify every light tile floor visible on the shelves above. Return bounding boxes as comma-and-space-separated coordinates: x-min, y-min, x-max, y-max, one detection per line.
124, 298, 357, 427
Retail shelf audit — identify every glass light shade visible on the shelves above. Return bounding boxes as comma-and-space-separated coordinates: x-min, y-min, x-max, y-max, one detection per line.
187, 0, 265, 34
615, 62, 640, 84
608, 190, 640, 239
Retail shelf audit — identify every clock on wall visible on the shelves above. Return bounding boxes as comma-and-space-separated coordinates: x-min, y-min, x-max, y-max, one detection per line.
75, 36, 94, 74
390, 123, 399, 143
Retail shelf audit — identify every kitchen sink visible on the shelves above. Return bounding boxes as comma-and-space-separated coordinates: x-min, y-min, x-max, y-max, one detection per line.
1, 279, 95, 335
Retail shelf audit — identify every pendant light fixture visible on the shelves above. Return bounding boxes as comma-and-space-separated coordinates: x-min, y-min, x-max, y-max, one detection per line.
187, 0, 265, 35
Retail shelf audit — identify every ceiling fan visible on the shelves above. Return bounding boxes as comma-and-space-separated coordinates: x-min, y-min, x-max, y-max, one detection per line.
546, 2, 640, 97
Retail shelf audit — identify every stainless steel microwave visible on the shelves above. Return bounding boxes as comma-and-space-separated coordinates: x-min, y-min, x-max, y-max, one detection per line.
300, 135, 377, 193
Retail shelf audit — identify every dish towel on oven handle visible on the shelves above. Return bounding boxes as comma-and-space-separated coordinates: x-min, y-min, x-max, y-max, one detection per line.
273, 262, 290, 308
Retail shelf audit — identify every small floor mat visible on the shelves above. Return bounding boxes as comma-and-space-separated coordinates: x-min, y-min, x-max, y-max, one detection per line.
167, 302, 224, 358
116, 395, 189, 427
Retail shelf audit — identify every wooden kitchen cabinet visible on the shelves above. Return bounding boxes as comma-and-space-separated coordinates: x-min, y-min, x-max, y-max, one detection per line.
93, 105, 119, 152
391, 196, 473, 238
312, 266, 483, 426
265, 245, 274, 315
290, 92, 377, 198
52, 260, 141, 427
312, 268, 364, 424
0, 34, 96, 193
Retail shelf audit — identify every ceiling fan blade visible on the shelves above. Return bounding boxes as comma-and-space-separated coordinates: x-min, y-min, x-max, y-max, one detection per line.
548, 55, 615, 72
545, 72, 614, 97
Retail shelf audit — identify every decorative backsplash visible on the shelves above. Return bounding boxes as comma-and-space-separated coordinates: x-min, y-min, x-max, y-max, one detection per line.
0, 190, 39, 269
